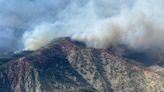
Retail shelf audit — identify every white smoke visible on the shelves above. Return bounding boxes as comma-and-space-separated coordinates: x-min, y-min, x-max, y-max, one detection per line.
0, 0, 69, 52
21, 0, 164, 50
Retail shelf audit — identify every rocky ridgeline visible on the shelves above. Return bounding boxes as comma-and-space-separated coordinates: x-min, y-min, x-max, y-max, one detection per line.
0, 38, 164, 92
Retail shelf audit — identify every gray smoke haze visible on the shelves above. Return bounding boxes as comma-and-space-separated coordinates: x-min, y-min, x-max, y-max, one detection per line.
1, 0, 164, 52
0, 0, 69, 52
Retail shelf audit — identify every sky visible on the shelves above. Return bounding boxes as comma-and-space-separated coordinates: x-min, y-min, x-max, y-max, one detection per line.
0, 0, 68, 52
1, 0, 164, 53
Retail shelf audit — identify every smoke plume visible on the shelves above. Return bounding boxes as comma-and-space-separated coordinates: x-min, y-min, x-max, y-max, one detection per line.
1, 0, 164, 52
23, 0, 164, 51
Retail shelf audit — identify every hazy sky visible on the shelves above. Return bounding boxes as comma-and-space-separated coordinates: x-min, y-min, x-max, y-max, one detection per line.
0, 0, 131, 52
1, 0, 164, 52
0, 0, 69, 52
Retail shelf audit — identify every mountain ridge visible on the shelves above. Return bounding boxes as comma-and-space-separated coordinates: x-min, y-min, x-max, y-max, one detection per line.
0, 37, 164, 92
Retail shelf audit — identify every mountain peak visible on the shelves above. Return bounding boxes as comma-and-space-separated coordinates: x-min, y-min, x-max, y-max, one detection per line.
0, 37, 164, 92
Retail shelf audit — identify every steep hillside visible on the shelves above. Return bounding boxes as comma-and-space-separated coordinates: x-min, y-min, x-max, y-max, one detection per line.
0, 38, 164, 92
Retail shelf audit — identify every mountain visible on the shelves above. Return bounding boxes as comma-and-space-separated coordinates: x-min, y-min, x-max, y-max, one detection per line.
0, 37, 164, 92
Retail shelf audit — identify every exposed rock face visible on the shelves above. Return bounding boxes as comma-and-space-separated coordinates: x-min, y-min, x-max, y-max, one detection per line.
0, 38, 164, 92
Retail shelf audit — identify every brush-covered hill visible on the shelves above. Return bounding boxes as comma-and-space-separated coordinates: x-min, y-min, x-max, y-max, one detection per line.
0, 37, 164, 92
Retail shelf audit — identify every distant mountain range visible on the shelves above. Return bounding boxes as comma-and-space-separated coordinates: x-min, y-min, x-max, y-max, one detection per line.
0, 37, 164, 92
